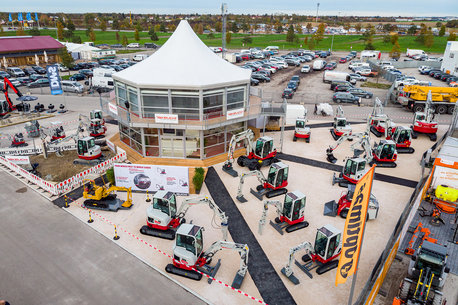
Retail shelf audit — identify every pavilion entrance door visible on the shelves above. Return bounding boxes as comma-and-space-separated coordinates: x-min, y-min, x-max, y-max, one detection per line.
160, 130, 185, 158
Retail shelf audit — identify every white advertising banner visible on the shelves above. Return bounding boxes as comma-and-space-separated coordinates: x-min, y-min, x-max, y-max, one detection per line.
108, 103, 118, 116
227, 108, 244, 120
155, 113, 179, 124
106, 139, 116, 153
5, 155, 30, 165
114, 163, 189, 195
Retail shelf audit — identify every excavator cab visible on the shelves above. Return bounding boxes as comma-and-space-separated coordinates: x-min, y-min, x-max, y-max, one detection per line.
294, 118, 311, 142
296, 119, 305, 129
313, 225, 342, 263
77, 137, 102, 160
254, 137, 274, 159
373, 140, 397, 162
0, 100, 11, 116
342, 157, 367, 184
266, 162, 288, 189
90, 109, 105, 124
173, 224, 205, 270
389, 127, 414, 154
283, 191, 306, 222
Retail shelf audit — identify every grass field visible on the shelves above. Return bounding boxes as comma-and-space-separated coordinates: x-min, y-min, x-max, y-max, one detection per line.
2, 29, 451, 53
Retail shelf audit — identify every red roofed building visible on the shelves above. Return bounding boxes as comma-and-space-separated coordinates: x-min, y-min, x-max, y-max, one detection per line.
0, 36, 64, 67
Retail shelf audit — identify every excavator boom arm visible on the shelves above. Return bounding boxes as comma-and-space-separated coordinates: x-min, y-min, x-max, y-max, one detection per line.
203, 241, 249, 277
258, 200, 282, 234
283, 241, 314, 276
2, 77, 23, 110
224, 129, 255, 166
237, 170, 266, 200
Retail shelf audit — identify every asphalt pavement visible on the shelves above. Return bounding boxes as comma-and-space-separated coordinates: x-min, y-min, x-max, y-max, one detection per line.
0, 170, 207, 305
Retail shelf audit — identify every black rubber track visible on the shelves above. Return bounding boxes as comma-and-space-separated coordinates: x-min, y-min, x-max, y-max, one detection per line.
278, 153, 417, 188
205, 167, 296, 305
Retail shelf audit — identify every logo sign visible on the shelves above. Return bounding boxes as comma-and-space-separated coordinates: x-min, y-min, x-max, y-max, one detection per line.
5, 155, 30, 165
227, 108, 244, 120
336, 165, 375, 286
155, 113, 178, 124
108, 103, 118, 116
46, 65, 63, 95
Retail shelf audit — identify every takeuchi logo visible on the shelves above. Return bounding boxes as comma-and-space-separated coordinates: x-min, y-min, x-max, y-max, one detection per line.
339, 182, 366, 279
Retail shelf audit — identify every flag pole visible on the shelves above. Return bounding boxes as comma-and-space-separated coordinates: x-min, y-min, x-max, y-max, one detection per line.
347, 165, 376, 305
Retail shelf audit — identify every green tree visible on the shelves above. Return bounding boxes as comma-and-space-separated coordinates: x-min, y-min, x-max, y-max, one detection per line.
116, 31, 120, 42
231, 22, 238, 33
67, 19, 75, 32
72, 36, 82, 43
89, 29, 96, 42
207, 32, 215, 39
275, 24, 283, 33
286, 24, 295, 42
424, 29, 434, 47
382, 23, 393, 33
148, 28, 158, 41
383, 35, 391, 43
112, 19, 120, 30
241, 36, 252, 45
159, 23, 166, 32
439, 25, 445, 37
29, 27, 41, 36
415, 23, 427, 44
436, 22, 442, 28
85, 27, 92, 37
355, 23, 362, 32
307, 37, 315, 50
407, 25, 417, 35
100, 19, 107, 31
134, 28, 140, 41
390, 34, 399, 45
56, 21, 64, 40
390, 41, 401, 59
58, 47, 74, 68
0, 27, 6, 37
215, 21, 222, 32
122, 35, 128, 46
226, 32, 232, 44
448, 32, 457, 41
241, 23, 249, 33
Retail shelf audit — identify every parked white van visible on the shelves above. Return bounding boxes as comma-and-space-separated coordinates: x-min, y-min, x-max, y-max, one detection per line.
264, 46, 279, 54
406, 49, 426, 58
323, 71, 351, 83
61, 81, 84, 93
133, 54, 148, 62
313, 59, 327, 71
92, 68, 114, 90
127, 43, 140, 48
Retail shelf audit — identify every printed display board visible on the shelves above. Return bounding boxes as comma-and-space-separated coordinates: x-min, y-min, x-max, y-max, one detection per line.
46, 65, 63, 95
108, 103, 118, 116
432, 165, 458, 189
5, 155, 30, 165
226, 108, 244, 120
114, 163, 189, 195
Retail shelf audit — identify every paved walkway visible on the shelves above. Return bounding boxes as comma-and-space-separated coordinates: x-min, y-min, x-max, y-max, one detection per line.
0, 170, 207, 305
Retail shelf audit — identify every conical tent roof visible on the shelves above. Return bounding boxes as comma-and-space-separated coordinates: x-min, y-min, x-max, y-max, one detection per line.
113, 20, 251, 89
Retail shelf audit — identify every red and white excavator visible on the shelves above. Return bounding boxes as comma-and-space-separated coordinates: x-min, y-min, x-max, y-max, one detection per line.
280, 225, 342, 285
370, 98, 397, 138
411, 91, 438, 142
331, 105, 352, 140
222, 129, 279, 177
293, 109, 311, 142
165, 223, 249, 289
258, 191, 309, 235
236, 162, 289, 202
370, 114, 415, 154
140, 191, 228, 240
79, 113, 107, 138
0, 77, 36, 118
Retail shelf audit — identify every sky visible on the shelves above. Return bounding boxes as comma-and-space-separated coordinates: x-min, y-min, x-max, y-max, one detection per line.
2, 0, 458, 17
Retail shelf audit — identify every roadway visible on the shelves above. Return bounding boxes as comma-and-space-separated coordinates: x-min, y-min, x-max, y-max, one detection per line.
0, 170, 207, 305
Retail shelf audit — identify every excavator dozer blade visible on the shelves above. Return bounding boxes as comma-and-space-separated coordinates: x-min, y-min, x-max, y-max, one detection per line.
140, 225, 176, 240
324, 200, 338, 217
281, 267, 300, 285
371, 161, 397, 168
121, 201, 133, 208
236, 194, 247, 203
370, 126, 383, 138
265, 188, 288, 199
295, 260, 314, 279
232, 272, 246, 289
165, 264, 202, 281
330, 129, 340, 141
286, 221, 309, 233
222, 164, 238, 177
326, 152, 338, 164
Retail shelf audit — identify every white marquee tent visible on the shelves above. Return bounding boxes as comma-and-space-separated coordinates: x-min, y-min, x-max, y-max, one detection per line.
113, 20, 251, 89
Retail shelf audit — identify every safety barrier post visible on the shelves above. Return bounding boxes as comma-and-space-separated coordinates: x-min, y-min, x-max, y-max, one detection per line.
146, 190, 151, 202
64, 196, 69, 208
87, 210, 94, 223
113, 225, 120, 240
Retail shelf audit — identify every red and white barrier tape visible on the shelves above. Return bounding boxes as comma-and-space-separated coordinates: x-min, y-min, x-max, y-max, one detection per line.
64, 195, 267, 305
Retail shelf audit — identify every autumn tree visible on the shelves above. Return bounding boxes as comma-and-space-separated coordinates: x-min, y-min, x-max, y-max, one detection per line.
0, 27, 6, 37
226, 32, 232, 44
67, 19, 75, 32
215, 22, 222, 32
197, 24, 203, 35
304, 36, 308, 45
100, 19, 107, 31
58, 47, 74, 69
390, 41, 401, 59
424, 28, 434, 47
314, 23, 325, 44
390, 34, 399, 45
56, 21, 64, 40
286, 24, 295, 42
112, 19, 120, 30
355, 23, 362, 32
439, 25, 445, 37
306, 23, 312, 33
448, 32, 456, 41
89, 29, 96, 42
134, 28, 140, 41
308, 37, 315, 50
407, 25, 417, 35
241, 36, 252, 44
154, 24, 161, 32
159, 23, 166, 32
122, 35, 128, 46
72, 36, 82, 43
116, 31, 120, 42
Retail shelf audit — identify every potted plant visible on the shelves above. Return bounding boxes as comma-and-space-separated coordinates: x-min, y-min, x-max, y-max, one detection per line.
192, 167, 205, 194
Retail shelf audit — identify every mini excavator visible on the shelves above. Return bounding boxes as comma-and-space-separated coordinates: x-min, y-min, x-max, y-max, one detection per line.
330, 105, 352, 140
140, 191, 228, 240
281, 225, 342, 285
369, 98, 397, 138
222, 129, 279, 177
165, 223, 249, 289
411, 91, 438, 142
258, 191, 309, 235
293, 109, 311, 142
0, 77, 36, 118
83, 179, 133, 211
236, 162, 288, 202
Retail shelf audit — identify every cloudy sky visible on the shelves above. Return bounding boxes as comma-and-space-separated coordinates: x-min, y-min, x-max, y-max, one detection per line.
3, 0, 457, 16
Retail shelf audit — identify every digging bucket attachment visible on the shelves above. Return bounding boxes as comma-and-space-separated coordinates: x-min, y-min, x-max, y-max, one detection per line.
324, 200, 338, 217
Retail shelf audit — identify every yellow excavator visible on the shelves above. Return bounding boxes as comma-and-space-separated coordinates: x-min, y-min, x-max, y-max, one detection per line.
83, 179, 133, 211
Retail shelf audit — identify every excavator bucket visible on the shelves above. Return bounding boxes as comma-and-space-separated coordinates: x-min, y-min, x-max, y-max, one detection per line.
236, 194, 247, 203
324, 200, 338, 217
232, 272, 246, 289
222, 163, 238, 177
281, 267, 300, 285
121, 200, 133, 208
326, 151, 338, 164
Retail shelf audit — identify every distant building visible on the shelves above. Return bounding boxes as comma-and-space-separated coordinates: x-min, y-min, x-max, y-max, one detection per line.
0, 36, 63, 66
441, 41, 458, 77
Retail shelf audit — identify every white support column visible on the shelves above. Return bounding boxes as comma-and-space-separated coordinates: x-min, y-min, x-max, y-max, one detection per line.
137, 87, 143, 119
168, 89, 172, 114
141, 127, 146, 156
199, 89, 203, 121
223, 87, 227, 115
199, 130, 204, 159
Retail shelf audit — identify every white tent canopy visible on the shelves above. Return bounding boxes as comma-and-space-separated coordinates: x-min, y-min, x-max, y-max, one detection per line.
113, 20, 251, 90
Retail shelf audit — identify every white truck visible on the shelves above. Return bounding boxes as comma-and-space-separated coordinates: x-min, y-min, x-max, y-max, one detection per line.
406, 49, 426, 58
133, 54, 148, 62
312, 59, 326, 71
360, 50, 380, 61
323, 71, 351, 83
91, 68, 115, 90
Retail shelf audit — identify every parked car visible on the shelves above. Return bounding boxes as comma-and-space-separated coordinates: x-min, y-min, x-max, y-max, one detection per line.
79, 69, 93, 77
349, 73, 367, 82
291, 75, 301, 85
2, 78, 22, 87
441, 74, 454, 82
339, 57, 347, 63
334, 84, 353, 92
0, 71, 11, 79
56, 63, 69, 72
61, 80, 84, 93
127, 43, 140, 48
347, 88, 373, 98
325, 62, 337, 70
301, 65, 311, 73
287, 81, 298, 91
23, 67, 36, 76
31, 65, 46, 74
285, 58, 301, 66
69, 73, 86, 81
16, 77, 33, 86
7, 67, 26, 77
251, 73, 270, 82
333, 92, 360, 104
357, 69, 378, 77
27, 78, 50, 88
29, 74, 46, 82
330, 81, 354, 91
250, 78, 260, 86
282, 88, 294, 99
